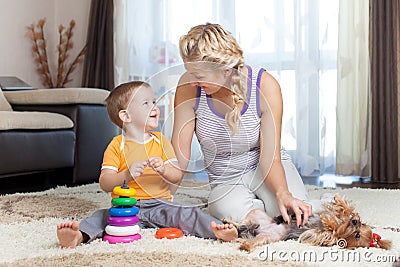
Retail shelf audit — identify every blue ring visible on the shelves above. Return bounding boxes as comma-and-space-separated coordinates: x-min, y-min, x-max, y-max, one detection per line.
109, 206, 139, 217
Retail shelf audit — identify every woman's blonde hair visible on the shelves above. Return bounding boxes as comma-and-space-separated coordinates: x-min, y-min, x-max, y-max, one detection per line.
179, 23, 246, 134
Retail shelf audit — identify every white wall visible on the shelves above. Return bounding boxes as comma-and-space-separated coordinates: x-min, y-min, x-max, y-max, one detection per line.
0, 0, 91, 88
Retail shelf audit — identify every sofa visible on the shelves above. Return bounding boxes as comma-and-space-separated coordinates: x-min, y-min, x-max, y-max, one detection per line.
0, 88, 119, 188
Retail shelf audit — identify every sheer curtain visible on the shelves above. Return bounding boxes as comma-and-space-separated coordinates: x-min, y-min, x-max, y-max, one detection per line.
336, 0, 370, 177
114, 0, 339, 177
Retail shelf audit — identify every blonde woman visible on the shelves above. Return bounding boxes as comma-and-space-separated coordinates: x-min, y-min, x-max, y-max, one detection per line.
172, 23, 312, 240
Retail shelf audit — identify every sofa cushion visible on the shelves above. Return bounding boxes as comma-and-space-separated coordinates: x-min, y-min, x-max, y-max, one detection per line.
0, 130, 75, 175
0, 90, 12, 111
0, 111, 73, 130
3, 88, 109, 105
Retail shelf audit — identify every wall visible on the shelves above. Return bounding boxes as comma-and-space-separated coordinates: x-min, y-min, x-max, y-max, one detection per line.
0, 0, 91, 88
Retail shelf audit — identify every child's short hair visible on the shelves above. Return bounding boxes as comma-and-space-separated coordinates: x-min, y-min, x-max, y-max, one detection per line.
106, 81, 151, 128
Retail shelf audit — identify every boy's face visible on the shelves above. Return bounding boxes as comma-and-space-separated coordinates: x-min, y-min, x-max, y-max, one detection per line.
125, 85, 160, 132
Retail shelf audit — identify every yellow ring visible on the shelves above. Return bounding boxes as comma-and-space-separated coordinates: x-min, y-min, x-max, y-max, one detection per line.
113, 186, 137, 197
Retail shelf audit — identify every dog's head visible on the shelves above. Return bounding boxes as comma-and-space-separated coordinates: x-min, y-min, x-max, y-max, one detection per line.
322, 195, 391, 250
339, 222, 392, 250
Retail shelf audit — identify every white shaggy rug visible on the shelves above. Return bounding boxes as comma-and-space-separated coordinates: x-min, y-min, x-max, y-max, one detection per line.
0, 180, 399, 267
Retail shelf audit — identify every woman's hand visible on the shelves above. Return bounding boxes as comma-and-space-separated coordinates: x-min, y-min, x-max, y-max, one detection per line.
276, 191, 312, 227
148, 156, 165, 175
128, 161, 147, 180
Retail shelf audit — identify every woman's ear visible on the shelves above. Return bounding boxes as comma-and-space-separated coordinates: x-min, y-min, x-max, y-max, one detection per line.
119, 110, 131, 123
224, 68, 233, 77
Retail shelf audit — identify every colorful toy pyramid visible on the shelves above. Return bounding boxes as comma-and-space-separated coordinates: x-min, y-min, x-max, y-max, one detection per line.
103, 180, 142, 244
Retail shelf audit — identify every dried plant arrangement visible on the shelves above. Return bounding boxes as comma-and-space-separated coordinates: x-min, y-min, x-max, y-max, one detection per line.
26, 18, 87, 88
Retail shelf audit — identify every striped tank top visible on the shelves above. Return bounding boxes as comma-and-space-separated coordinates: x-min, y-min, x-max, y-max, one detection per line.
194, 66, 290, 184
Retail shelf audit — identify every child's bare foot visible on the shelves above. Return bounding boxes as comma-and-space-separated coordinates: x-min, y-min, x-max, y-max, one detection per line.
210, 221, 238, 242
57, 221, 83, 248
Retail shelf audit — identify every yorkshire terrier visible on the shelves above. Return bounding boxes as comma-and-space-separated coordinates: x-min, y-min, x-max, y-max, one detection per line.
231, 194, 391, 252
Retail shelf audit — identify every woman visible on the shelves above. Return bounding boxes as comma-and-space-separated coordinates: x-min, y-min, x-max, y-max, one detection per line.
171, 23, 312, 230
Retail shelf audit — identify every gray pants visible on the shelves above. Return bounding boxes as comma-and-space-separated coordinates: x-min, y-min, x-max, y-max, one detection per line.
208, 160, 309, 222
79, 198, 221, 243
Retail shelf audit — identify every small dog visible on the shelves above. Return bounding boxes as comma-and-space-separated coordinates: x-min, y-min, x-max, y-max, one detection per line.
232, 195, 391, 252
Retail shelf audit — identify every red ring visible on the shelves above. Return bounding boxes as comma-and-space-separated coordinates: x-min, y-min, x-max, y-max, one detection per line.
155, 228, 184, 239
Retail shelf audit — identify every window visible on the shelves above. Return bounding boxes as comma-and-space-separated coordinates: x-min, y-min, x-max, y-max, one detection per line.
118, 0, 339, 176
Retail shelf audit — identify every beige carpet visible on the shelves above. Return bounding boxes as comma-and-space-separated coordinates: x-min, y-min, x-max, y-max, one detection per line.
0, 180, 399, 267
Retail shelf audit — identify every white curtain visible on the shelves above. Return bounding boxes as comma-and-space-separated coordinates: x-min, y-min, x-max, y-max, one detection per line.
114, 0, 339, 176
114, 0, 130, 86
336, 0, 370, 176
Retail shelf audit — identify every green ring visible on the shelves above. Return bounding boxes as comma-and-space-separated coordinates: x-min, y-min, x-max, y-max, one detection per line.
111, 197, 137, 207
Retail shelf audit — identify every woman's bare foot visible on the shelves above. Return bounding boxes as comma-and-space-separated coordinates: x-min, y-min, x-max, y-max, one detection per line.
57, 221, 83, 248
210, 221, 238, 242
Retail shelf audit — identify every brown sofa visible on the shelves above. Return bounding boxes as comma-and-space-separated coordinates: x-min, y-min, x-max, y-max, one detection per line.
0, 88, 119, 189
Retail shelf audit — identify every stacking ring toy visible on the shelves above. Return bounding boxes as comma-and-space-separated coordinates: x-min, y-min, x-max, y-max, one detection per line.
103, 233, 142, 244
105, 224, 140, 236
109, 206, 139, 217
155, 228, 184, 239
108, 215, 139, 226
112, 197, 137, 207
113, 186, 136, 197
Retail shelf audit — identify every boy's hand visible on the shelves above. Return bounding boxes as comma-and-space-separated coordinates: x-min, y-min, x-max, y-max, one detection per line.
128, 161, 147, 180
148, 156, 165, 175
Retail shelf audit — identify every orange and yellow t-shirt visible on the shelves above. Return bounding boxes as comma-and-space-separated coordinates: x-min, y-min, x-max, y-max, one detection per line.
101, 132, 177, 200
